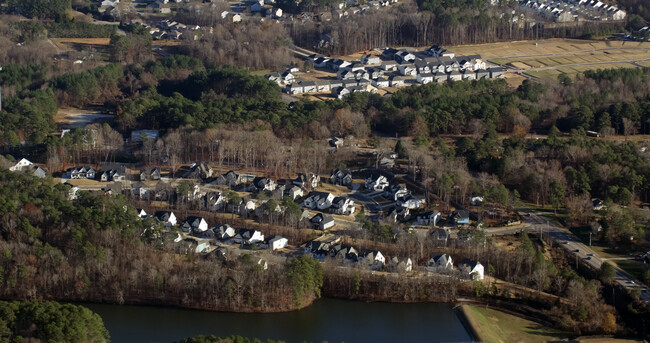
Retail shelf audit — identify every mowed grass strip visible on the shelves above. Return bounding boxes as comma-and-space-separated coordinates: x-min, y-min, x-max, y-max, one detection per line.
459, 305, 571, 343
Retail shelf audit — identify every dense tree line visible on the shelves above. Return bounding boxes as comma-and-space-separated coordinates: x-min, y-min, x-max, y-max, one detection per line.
182, 20, 292, 71
4, 0, 71, 21
47, 21, 117, 38
289, 3, 623, 55
0, 300, 109, 343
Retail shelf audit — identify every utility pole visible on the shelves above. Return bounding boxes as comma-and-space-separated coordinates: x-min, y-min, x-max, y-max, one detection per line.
589, 232, 592, 247
0, 66, 3, 113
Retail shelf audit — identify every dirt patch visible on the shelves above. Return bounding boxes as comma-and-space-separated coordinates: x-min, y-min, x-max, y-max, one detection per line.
56, 108, 114, 129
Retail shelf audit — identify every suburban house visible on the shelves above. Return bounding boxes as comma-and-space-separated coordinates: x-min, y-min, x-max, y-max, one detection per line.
154, 211, 177, 227
240, 229, 265, 244
303, 191, 335, 210
387, 206, 411, 223
397, 64, 417, 76
136, 208, 148, 218
304, 240, 331, 260
372, 77, 390, 88
470, 196, 484, 206
452, 210, 470, 224
203, 192, 226, 211
315, 80, 331, 92
250, 0, 263, 11
389, 257, 413, 272
330, 169, 352, 186
428, 254, 454, 271
330, 196, 355, 215
358, 249, 385, 268
380, 60, 398, 71
214, 224, 236, 240
267, 235, 289, 250
389, 75, 408, 87
417, 73, 434, 84
329, 244, 359, 263
215, 170, 245, 187
433, 227, 451, 245
183, 162, 213, 180
8, 158, 33, 172
140, 168, 161, 181
489, 67, 505, 78
361, 54, 381, 65
293, 173, 320, 189
310, 213, 335, 230
181, 216, 209, 234
286, 185, 304, 200
384, 183, 409, 201
265, 73, 282, 85
398, 195, 426, 209
416, 211, 441, 226
449, 70, 462, 81
394, 50, 415, 63
249, 177, 277, 192
329, 137, 344, 149
100, 169, 124, 182
592, 198, 606, 211
65, 166, 96, 179
460, 260, 484, 280
365, 174, 390, 191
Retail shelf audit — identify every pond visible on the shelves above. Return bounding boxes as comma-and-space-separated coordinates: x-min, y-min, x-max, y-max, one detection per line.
84, 298, 472, 343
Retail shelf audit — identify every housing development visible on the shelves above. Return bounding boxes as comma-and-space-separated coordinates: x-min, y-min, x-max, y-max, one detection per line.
0, 0, 649, 341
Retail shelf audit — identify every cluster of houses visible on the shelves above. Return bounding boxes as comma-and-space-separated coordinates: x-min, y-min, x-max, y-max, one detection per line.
518, 0, 626, 22
303, 236, 484, 279
268, 45, 505, 97
148, 19, 204, 41
142, 209, 289, 252
63, 166, 129, 182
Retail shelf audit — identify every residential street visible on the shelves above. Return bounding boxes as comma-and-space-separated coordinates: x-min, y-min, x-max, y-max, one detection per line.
521, 211, 650, 302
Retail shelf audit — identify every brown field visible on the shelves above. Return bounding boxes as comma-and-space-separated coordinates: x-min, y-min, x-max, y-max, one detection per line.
447, 38, 650, 80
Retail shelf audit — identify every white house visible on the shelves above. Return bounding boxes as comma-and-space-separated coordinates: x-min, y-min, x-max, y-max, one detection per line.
214, 224, 236, 240
460, 260, 484, 280
359, 250, 385, 268
365, 174, 389, 191
303, 192, 335, 210
154, 211, 177, 227
415, 211, 440, 226
310, 213, 335, 230
268, 236, 288, 250
181, 216, 209, 233
250, 0, 263, 11
360, 54, 381, 65
417, 73, 434, 84
330, 197, 355, 215
241, 229, 264, 244
286, 185, 304, 200
136, 209, 148, 218
470, 196, 484, 206
398, 195, 426, 209
389, 256, 413, 272
9, 158, 33, 172
428, 254, 453, 270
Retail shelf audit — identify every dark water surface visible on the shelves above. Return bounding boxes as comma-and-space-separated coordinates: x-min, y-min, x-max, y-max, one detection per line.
85, 298, 472, 343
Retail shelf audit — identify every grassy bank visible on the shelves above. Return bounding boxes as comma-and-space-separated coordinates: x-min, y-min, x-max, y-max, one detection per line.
456, 305, 570, 343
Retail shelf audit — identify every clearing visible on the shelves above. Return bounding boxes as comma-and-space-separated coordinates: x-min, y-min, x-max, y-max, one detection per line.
458, 305, 570, 343
447, 38, 650, 80
56, 108, 114, 129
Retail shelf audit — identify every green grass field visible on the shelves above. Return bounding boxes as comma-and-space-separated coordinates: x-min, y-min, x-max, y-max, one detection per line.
459, 305, 571, 343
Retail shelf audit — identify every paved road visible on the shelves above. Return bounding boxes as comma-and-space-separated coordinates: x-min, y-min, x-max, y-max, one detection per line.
522, 210, 650, 302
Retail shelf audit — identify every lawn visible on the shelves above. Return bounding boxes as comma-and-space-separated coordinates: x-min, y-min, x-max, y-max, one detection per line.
458, 305, 571, 343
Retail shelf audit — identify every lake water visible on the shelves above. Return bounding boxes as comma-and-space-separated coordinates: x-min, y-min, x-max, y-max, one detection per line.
85, 298, 472, 343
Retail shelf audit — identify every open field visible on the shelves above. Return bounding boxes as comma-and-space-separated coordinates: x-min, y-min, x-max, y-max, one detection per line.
458, 305, 571, 343
447, 39, 650, 80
